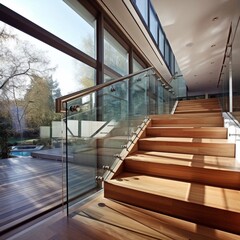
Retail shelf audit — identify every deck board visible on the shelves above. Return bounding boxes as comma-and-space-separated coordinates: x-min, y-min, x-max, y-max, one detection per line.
0, 157, 97, 234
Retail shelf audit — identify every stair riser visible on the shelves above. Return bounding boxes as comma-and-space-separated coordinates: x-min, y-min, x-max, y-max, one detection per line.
152, 117, 224, 127
138, 141, 235, 157
125, 160, 240, 189
178, 99, 219, 104
175, 110, 222, 114
104, 182, 240, 235
146, 128, 227, 139
176, 105, 221, 109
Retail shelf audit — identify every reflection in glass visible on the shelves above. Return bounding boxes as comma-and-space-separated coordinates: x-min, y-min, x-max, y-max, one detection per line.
0, 0, 96, 58
104, 30, 129, 76
165, 40, 170, 66
133, 58, 144, 72
135, 0, 148, 24
159, 27, 165, 56
150, 6, 158, 42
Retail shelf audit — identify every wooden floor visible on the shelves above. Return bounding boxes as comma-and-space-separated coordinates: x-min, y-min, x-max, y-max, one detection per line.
0, 157, 97, 235
6, 192, 240, 240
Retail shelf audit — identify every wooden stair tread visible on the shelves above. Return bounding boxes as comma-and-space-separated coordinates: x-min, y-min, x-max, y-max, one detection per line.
176, 105, 221, 109
152, 116, 223, 122
177, 99, 219, 104
108, 172, 240, 212
146, 127, 227, 139
150, 112, 222, 119
139, 137, 232, 144
138, 137, 235, 157
151, 117, 224, 127
175, 109, 222, 113
125, 151, 240, 171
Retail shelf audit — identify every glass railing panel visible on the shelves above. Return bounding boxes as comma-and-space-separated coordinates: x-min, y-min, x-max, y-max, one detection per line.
128, 71, 149, 134
63, 67, 185, 210
163, 87, 170, 114
219, 56, 230, 112
65, 80, 131, 206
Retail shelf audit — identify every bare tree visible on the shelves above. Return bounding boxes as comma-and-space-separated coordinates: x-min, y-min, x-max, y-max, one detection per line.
0, 24, 59, 155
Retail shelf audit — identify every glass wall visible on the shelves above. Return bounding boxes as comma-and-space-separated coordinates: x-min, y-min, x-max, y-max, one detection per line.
0, 0, 185, 232
132, 0, 176, 75
0, 0, 98, 233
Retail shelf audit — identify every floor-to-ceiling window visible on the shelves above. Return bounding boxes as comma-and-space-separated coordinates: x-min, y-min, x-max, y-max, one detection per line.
0, 0, 98, 233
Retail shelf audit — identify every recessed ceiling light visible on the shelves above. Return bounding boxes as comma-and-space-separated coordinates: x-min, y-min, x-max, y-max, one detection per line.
211, 44, 216, 48
212, 17, 219, 21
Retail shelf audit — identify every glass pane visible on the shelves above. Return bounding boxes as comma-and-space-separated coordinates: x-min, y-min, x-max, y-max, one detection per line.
159, 27, 165, 56
0, 0, 96, 59
150, 6, 158, 42
104, 30, 129, 76
135, 0, 148, 24
0, 21, 96, 231
133, 58, 144, 72
0, 22, 96, 96
129, 72, 149, 116
158, 84, 165, 114
165, 41, 170, 66
170, 52, 175, 75
149, 72, 157, 114
66, 81, 130, 206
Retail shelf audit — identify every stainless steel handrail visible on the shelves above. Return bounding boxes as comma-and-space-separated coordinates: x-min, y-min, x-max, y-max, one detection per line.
217, 16, 240, 88
55, 66, 172, 112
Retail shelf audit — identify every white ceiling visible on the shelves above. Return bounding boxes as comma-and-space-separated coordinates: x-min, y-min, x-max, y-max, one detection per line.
152, 0, 240, 94
98, 0, 240, 95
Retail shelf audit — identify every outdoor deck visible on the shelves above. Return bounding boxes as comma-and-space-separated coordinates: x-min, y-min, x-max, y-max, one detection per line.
0, 156, 96, 235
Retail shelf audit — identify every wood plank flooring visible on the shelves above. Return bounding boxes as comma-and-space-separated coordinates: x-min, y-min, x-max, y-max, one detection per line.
6, 193, 240, 240
0, 157, 97, 235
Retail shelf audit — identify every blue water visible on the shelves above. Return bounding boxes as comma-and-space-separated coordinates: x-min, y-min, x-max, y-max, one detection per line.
11, 151, 31, 157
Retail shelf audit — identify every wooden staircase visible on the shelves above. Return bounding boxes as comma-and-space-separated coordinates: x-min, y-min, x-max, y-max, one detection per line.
104, 98, 240, 237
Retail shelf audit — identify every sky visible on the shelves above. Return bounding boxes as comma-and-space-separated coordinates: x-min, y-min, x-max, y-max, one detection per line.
0, 0, 95, 95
